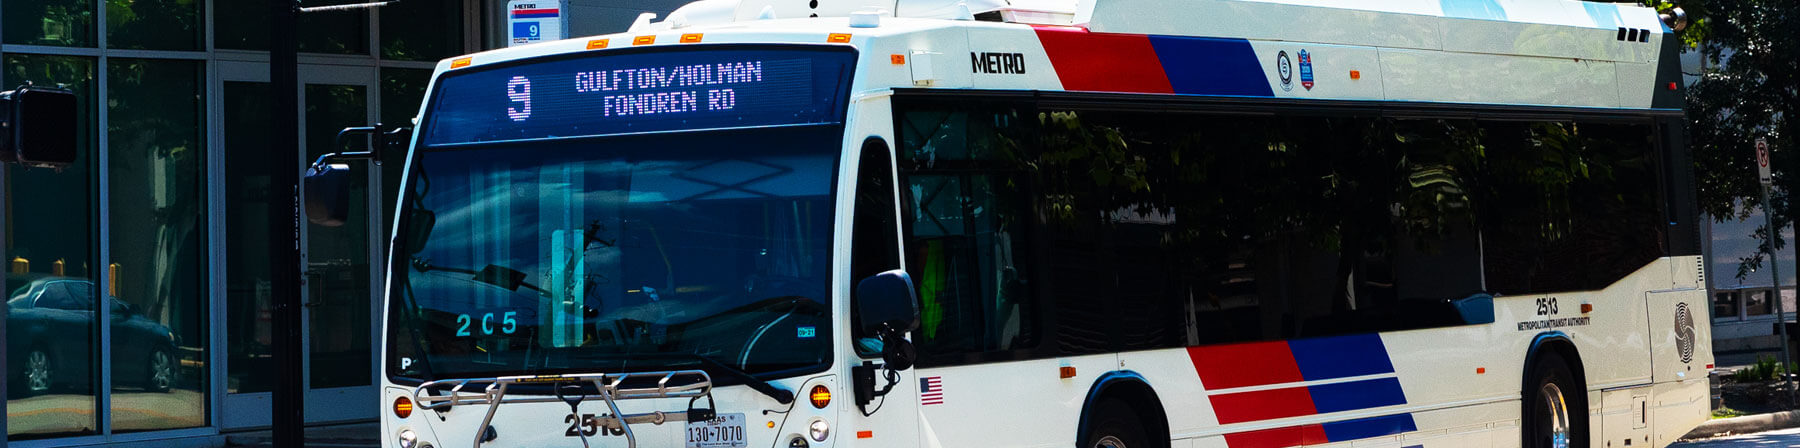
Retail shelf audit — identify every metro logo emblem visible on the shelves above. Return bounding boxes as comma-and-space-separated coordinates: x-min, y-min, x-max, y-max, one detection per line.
971, 52, 1027, 74
1298, 50, 1314, 90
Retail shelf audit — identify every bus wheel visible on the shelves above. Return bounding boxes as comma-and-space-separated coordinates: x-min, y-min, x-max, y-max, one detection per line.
1085, 398, 1149, 448
1524, 351, 1584, 448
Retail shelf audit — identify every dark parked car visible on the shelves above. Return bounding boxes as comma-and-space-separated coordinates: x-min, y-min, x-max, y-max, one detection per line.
6, 277, 179, 397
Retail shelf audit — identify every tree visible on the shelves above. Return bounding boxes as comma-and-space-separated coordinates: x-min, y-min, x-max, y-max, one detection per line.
1673, 0, 1800, 280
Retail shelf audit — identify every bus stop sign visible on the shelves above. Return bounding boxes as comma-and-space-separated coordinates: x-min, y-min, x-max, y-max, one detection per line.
1759, 137, 1772, 185
507, 0, 568, 47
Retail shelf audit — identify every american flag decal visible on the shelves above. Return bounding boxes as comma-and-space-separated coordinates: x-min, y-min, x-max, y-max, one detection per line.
920, 376, 944, 405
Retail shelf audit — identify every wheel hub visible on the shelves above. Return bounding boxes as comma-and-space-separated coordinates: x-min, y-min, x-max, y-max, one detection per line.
1095, 435, 1127, 448
1539, 382, 1571, 448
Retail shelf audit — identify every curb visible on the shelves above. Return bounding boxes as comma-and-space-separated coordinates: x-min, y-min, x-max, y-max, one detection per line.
1683, 410, 1800, 440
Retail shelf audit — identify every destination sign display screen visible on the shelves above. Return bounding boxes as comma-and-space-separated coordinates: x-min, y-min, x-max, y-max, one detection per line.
423, 46, 856, 145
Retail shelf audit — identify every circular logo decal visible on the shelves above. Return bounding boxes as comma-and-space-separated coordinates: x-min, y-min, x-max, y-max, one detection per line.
1675, 302, 1696, 364
1276, 51, 1293, 92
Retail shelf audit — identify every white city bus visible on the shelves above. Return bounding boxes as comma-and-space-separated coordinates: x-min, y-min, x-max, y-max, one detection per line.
323, 0, 1714, 447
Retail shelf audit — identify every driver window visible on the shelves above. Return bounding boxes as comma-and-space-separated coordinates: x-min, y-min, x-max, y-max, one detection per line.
851, 138, 902, 356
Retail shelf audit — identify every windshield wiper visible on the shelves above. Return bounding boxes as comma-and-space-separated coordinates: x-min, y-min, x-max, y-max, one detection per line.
412, 258, 550, 295
577, 352, 794, 405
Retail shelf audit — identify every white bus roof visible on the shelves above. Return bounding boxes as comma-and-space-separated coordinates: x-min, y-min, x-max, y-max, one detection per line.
439, 0, 1682, 111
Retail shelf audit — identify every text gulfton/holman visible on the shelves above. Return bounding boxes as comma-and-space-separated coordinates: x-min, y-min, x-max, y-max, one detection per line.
573, 62, 764, 117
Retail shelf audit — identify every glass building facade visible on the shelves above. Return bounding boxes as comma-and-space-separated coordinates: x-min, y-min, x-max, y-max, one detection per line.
0, 0, 724, 444
0, 0, 701, 444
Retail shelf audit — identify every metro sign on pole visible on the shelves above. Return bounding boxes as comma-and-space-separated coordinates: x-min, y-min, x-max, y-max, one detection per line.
1758, 137, 1772, 185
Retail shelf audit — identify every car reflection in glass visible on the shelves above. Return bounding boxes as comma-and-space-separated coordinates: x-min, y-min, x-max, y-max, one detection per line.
6, 276, 180, 398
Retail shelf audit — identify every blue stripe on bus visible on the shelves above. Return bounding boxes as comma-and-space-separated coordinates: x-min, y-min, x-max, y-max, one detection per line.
1321, 413, 1418, 442
1144, 35, 1274, 97
1289, 333, 1396, 381
1309, 377, 1407, 413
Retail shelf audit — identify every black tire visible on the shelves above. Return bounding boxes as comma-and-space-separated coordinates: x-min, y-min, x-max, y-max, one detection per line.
1084, 398, 1150, 448
145, 347, 175, 392
1524, 350, 1586, 448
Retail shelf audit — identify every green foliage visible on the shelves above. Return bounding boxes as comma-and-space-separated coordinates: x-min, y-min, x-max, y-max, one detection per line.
1739, 355, 1794, 381
1673, 0, 1800, 280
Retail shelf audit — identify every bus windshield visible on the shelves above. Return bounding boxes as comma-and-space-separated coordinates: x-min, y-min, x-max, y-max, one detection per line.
387, 126, 841, 382
386, 45, 856, 383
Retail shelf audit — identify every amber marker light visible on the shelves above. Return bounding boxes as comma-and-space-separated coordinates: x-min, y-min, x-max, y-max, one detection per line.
450, 57, 472, 69
858, 431, 874, 439
1580, 303, 1594, 313
1476, 367, 1486, 375
633, 35, 657, 45
1350, 70, 1362, 80
681, 33, 704, 43
828, 33, 853, 43
810, 385, 832, 409
393, 396, 414, 418
586, 39, 610, 50
1060, 366, 1078, 379
890, 54, 907, 65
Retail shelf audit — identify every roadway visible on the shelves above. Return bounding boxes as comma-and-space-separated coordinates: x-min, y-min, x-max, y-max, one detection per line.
1673, 427, 1800, 447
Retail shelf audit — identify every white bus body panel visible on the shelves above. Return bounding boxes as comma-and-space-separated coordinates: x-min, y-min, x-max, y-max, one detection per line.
386, 1, 1704, 446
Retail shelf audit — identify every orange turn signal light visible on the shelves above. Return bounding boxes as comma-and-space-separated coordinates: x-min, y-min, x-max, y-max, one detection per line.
828, 33, 853, 43
810, 385, 832, 409
450, 57, 472, 69
393, 396, 414, 418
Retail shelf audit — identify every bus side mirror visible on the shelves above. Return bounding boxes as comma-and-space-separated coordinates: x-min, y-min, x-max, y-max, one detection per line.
304, 162, 354, 227
1, 85, 78, 168
855, 270, 920, 370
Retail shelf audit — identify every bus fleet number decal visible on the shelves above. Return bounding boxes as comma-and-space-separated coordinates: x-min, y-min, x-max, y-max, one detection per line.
566, 413, 625, 437
455, 311, 519, 337
1519, 297, 1590, 331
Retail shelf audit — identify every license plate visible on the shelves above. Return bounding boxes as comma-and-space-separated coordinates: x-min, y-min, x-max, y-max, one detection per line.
685, 413, 747, 448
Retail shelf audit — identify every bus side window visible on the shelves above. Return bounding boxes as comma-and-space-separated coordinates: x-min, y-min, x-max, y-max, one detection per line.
905, 174, 1038, 357
896, 106, 1041, 363
851, 138, 902, 356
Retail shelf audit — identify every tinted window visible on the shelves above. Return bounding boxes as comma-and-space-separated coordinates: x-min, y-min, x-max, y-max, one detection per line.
39, 282, 87, 310
900, 107, 1042, 363
895, 97, 1669, 363
850, 139, 902, 355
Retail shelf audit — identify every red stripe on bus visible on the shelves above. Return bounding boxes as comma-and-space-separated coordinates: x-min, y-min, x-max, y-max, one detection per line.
1032, 26, 1173, 94
1219, 423, 1328, 448
1209, 386, 1317, 424
1187, 341, 1303, 389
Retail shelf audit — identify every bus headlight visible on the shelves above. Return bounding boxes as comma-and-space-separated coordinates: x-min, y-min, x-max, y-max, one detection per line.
397, 428, 418, 448
809, 419, 830, 442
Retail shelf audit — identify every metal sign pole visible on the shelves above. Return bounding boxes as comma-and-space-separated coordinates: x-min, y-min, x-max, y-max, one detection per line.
270, 0, 305, 446
1757, 137, 1794, 405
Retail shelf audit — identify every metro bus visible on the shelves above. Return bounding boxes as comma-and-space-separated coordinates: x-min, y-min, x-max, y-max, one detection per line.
306, 0, 1713, 447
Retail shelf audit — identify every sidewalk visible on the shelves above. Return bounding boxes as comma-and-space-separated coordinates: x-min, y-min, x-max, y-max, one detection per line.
224, 422, 380, 448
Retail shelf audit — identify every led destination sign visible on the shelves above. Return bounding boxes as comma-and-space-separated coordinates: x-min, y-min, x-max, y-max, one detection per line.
425, 47, 856, 145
